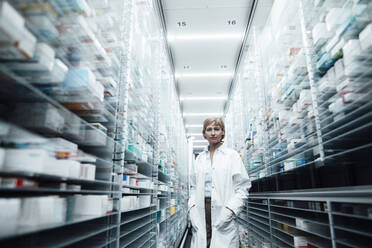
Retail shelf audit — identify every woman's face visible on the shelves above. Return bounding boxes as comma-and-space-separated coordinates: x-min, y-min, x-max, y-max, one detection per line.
204, 122, 224, 145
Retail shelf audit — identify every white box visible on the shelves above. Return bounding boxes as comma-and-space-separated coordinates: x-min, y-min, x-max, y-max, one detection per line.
329, 98, 345, 114
121, 197, 131, 211
293, 236, 308, 247
48, 138, 78, 154
0, 2, 25, 43
326, 8, 351, 32
61, 68, 104, 102
53, 197, 67, 223
359, 23, 372, 52
20, 196, 56, 226
0, 198, 21, 235
25, 59, 68, 85
0, 26, 36, 59
334, 59, 345, 82
295, 218, 311, 229
11, 103, 65, 134
139, 196, 151, 208
80, 163, 96, 180
3, 149, 49, 173
336, 79, 365, 93
84, 128, 107, 146
44, 158, 69, 177
298, 90, 312, 109
129, 177, 137, 186
107, 198, 113, 213
65, 160, 81, 178
73, 195, 108, 216
0, 148, 5, 170
27, 14, 59, 41
312, 22, 331, 49
8, 43, 55, 72
343, 39, 362, 66
138, 179, 151, 188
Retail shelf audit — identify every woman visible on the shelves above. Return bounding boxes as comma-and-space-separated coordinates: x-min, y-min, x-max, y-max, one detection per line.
188, 117, 251, 248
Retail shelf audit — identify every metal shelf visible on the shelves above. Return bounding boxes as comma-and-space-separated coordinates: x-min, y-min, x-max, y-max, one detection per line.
40, 224, 117, 248
120, 224, 153, 248
332, 211, 372, 221
248, 217, 271, 235
121, 210, 157, 226
248, 205, 269, 212
270, 203, 328, 215
158, 170, 170, 183
0, 188, 118, 195
270, 209, 329, 226
0, 212, 118, 241
120, 219, 153, 238
247, 214, 270, 226
121, 204, 156, 214
271, 230, 294, 248
0, 171, 116, 186
248, 209, 270, 219
271, 217, 331, 240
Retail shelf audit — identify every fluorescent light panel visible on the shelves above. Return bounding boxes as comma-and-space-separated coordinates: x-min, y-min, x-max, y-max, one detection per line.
175, 72, 232, 78
187, 133, 203, 136
183, 112, 223, 117
180, 96, 227, 101
168, 33, 243, 41
185, 124, 203, 128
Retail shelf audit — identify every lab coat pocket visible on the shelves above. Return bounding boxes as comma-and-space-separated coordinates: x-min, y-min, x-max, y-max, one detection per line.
215, 207, 234, 231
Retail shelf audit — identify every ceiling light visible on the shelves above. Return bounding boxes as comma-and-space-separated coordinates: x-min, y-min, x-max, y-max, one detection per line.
187, 133, 203, 136
183, 112, 223, 117
168, 33, 243, 41
185, 124, 203, 128
180, 96, 227, 101
175, 72, 233, 78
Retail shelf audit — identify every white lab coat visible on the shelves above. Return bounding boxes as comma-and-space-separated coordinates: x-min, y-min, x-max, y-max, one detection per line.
188, 145, 251, 248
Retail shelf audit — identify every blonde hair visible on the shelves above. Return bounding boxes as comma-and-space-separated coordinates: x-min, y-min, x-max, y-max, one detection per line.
202, 117, 225, 141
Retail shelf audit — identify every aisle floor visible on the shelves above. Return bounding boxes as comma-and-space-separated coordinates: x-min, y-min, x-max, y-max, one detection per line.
182, 230, 192, 248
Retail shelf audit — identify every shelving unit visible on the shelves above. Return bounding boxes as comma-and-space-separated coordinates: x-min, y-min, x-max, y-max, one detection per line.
225, 0, 372, 247
0, 0, 188, 247
240, 187, 372, 248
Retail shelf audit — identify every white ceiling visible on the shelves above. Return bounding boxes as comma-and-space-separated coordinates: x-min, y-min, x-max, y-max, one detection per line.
161, 0, 272, 152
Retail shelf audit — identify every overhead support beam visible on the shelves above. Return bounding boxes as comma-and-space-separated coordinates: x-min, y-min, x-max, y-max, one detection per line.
224, 0, 258, 115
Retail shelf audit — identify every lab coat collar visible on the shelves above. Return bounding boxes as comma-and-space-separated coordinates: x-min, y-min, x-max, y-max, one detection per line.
203, 143, 226, 154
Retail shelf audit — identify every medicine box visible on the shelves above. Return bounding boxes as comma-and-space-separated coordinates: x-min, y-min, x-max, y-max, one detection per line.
0, 198, 21, 234
3, 148, 49, 173
0, 26, 36, 60
73, 195, 108, 216
0, 2, 25, 43
23, 59, 69, 85
359, 23, 372, 52
21, 196, 63, 226
10, 102, 65, 134
44, 158, 69, 177
8, 43, 55, 72
27, 14, 59, 41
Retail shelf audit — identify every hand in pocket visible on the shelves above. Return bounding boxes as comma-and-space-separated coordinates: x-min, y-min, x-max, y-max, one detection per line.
215, 207, 234, 231
189, 206, 199, 231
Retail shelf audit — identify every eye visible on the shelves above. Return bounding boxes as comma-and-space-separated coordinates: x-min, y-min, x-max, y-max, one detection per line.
214, 127, 220, 131
206, 128, 212, 132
